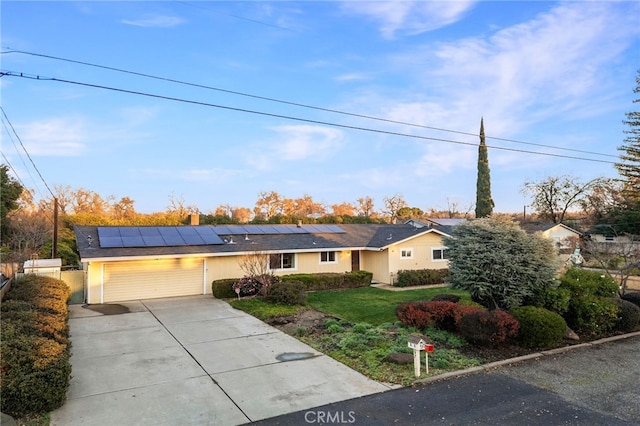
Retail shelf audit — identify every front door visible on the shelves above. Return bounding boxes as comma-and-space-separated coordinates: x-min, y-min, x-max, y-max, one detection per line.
351, 251, 360, 271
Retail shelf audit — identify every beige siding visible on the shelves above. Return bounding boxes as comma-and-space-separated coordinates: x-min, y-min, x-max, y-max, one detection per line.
99, 258, 204, 303
289, 251, 352, 275
361, 250, 390, 283
206, 256, 245, 282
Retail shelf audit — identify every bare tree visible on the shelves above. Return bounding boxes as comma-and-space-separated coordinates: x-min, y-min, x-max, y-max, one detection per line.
582, 230, 640, 296
382, 194, 407, 224
522, 175, 609, 224
356, 196, 375, 217
237, 251, 276, 296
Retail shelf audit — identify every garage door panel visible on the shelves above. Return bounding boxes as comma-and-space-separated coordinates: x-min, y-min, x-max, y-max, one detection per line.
104, 259, 203, 302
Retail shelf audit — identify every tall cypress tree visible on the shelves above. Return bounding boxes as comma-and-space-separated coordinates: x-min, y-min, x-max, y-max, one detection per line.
475, 118, 494, 218
616, 69, 640, 201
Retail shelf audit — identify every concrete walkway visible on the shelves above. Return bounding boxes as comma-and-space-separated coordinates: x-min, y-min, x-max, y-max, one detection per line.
50, 296, 389, 426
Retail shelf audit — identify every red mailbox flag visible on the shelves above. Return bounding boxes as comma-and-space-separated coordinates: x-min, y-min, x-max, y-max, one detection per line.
425, 344, 434, 353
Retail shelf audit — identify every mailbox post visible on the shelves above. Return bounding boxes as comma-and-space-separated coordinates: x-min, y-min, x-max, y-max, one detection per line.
424, 344, 435, 374
407, 333, 427, 377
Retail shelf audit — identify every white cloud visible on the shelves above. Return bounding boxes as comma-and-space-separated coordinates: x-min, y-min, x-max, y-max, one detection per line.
334, 73, 371, 82
18, 117, 87, 156
121, 15, 185, 28
247, 125, 345, 170
341, 0, 476, 38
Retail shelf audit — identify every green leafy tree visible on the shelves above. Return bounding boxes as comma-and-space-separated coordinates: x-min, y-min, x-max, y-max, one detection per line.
475, 118, 494, 218
1, 164, 24, 243
443, 217, 559, 310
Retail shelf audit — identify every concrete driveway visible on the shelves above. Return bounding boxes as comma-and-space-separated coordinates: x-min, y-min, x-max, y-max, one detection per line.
50, 296, 389, 426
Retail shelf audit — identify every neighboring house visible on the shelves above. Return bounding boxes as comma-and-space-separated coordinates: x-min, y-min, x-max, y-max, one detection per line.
584, 224, 635, 244
519, 222, 582, 251
74, 222, 452, 304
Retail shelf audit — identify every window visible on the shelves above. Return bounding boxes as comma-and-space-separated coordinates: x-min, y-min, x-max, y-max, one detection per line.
269, 253, 295, 270
400, 248, 413, 259
605, 235, 615, 242
320, 251, 337, 263
432, 248, 449, 261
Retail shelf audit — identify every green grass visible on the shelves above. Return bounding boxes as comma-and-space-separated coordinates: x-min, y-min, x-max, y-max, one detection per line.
307, 286, 469, 324
228, 298, 305, 320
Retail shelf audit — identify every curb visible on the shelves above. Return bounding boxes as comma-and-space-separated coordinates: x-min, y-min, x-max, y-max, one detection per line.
413, 330, 640, 386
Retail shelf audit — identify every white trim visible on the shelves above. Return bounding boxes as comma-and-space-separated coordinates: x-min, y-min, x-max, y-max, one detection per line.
432, 247, 449, 262
400, 248, 413, 259
86, 262, 90, 304
319, 251, 338, 264
100, 263, 105, 303
202, 259, 207, 294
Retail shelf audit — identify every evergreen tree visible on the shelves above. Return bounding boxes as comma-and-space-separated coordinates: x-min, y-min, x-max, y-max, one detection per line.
1, 164, 24, 242
475, 118, 494, 218
615, 69, 640, 201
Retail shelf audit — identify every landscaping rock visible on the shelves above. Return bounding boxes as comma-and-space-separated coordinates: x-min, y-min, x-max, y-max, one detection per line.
565, 326, 580, 341
384, 353, 414, 365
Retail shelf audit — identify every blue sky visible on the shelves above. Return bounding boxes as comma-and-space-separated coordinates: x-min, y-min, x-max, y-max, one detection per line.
2, 1, 639, 215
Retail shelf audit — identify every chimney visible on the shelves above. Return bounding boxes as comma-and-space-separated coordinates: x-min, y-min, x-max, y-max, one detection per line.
190, 213, 199, 226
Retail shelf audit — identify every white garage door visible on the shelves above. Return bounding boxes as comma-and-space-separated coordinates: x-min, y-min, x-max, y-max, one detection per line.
103, 258, 204, 302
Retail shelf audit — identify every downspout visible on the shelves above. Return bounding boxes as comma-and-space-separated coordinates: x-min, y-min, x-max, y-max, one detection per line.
100, 263, 105, 304
202, 259, 207, 295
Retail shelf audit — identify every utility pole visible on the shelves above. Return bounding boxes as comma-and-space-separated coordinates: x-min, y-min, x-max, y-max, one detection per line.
53, 197, 58, 258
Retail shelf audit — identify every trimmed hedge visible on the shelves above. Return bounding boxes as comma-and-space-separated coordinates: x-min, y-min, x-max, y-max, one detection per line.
212, 271, 373, 299
1, 275, 71, 417
266, 281, 307, 306
510, 306, 566, 349
394, 269, 449, 287
458, 310, 520, 347
395, 300, 484, 332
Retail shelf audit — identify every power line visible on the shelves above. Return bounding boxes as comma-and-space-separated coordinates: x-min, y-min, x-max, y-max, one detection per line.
0, 106, 56, 198
0, 70, 617, 165
0, 49, 618, 159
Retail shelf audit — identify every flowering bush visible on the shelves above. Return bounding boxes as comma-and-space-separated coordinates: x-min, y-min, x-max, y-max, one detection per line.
232, 274, 281, 297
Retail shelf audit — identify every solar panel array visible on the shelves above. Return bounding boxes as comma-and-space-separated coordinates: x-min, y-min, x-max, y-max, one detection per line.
97, 224, 345, 248
212, 224, 345, 236
98, 226, 224, 248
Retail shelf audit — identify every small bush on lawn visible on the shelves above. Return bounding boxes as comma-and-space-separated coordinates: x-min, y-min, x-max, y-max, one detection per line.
233, 274, 281, 297
510, 306, 566, 349
430, 293, 461, 303
458, 310, 519, 347
266, 281, 307, 305
395, 269, 449, 287
211, 279, 237, 298
395, 301, 433, 330
1, 276, 71, 417
612, 298, 640, 333
621, 292, 640, 308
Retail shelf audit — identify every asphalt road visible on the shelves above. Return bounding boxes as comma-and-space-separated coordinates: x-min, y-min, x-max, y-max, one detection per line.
254, 334, 640, 425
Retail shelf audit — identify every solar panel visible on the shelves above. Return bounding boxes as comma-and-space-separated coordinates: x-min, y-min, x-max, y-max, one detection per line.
121, 236, 145, 247
194, 227, 224, 245
98, 227, 120, 237
99, 236, 124, 248
158, 227, 185, 246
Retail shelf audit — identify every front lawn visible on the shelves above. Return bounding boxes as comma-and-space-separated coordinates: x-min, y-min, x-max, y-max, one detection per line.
307, 286, 469, 324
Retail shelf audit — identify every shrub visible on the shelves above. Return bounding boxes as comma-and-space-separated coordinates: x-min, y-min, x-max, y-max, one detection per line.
510, 306, 566, 349
211, 278, 237, 298
621, 291, 640, 308
395, 301, 433, 330
422, 301, 461, 332
458, 310, 519, 346
526, 285, 572, 315
232, 274, 281, 297
560, 268, 619, 298
265, 281, 307, 306
564, 294, 619, 336
430, 293, 461, 303
395, 269, 449, 287
1, 275, 71, 417
281, 271, 373, 291
612, 298, 640, 333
